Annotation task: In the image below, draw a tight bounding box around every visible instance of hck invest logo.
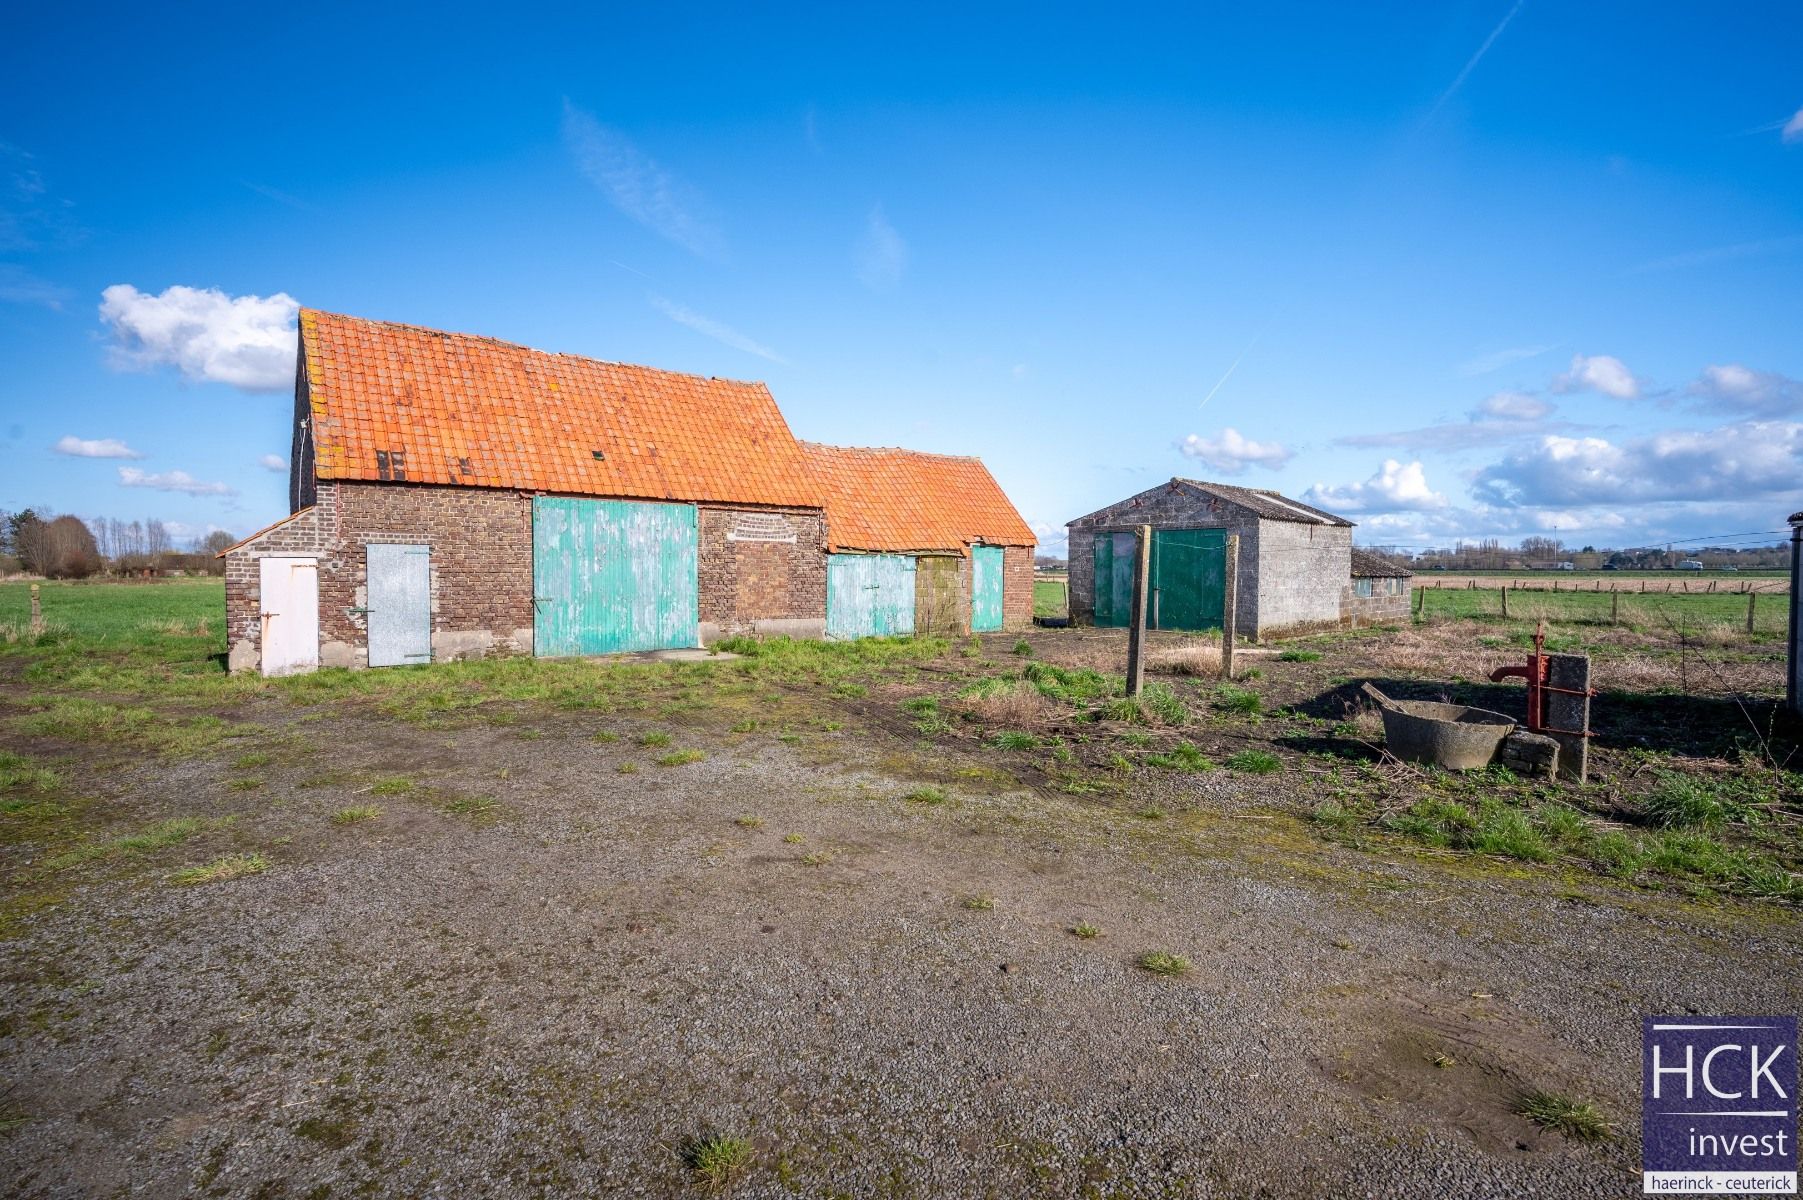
[1643,1016,1797,1194]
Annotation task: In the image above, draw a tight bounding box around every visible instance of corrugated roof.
[801,443,1036,554]
[300,309,823,510]
[1350,547,1413,577]
[1174,479,1355,527]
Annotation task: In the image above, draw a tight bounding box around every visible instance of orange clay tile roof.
[300,309,823,510]
[800,443,1035,554]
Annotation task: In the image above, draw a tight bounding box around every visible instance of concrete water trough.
[1361,683,1516,770]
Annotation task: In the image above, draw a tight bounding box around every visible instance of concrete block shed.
[223,309,1034,675]
[801,443,1036,639]
[1066,478,1364,639]
[1345,547,1414,627]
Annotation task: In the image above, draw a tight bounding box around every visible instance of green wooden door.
[1151,528,1226,631]
[827,554,916,640]
[970,545,1004,632]
[1092,532,1137,628]
[532,497,698,656]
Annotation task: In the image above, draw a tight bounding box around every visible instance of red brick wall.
[1003,545,1035,631]
[226,483,834,669]
[698,506,827,640]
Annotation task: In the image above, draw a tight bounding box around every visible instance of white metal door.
[366,544,431,667]
[259,557,319,677]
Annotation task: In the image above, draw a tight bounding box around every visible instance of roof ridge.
[802,441,983,462]
[302,307,771,389]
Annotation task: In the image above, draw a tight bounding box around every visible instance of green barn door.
[970,546,1004,632]
[1151,528,1226,631]
[827,554,916,640]
[1092,533,1137,628]
[532,497,698,656]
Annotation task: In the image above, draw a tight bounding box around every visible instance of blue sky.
[2,1,1800,557]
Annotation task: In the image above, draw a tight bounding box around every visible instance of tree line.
[0,510,236,578]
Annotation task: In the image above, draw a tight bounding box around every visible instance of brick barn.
[223,309,1032,675]
[1066,478,1379,639]
[801,443,1036,638]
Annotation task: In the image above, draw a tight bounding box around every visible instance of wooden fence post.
[1221,534,1239,680]
[1747,591,1756,635]
[1611,591,1620,626]
[1125,524,1150,697]
[29,583,43,635]
[1500,585,1509,619]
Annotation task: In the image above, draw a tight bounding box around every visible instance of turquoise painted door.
[826,554,916,640]
[532,498,698,656]
[1151,528,1226,631]
[971,545,1004,632]
[1092,533,1136,628]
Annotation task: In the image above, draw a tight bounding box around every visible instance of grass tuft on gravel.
[1513,1091,1612,1141]
[656,749,707,767]
[1070,922,1103,939]
[332,805,382,825]
[681,1132,753,1191]
[170,853,268,887]
[904,786,949,806]
[962,894,995,911]
[1137,950,1190,977]
[1225,750,1282,774]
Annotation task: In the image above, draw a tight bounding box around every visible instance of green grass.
[1070,921,1103,939]
[1513,1091,1612,1141]
[46,816,211,870]
[1140,681,1188,726]
[1137,951,1190,977]
[1022,660,1120,703]
[734,815,764,828]
[1145,742,1213,772]
[1032,578,1069,618]
[637,731,672,747]
[987,731,1039,750]
[332,805,382,825]
[681,1133,753,1191]
[1224,749,1282,774]
[961,894,995,910]
[369,776,415,796]
[1417,584,1787,636]
[1640,773,1755,829]
[1276,649,1322,662]
[442,794,497,817]
[170,853,268,886]
[904,786,949,806]
[1213,684,1263,716]
[655,749,706,766]
[0,751,61,793]
[1011,638,1034,656]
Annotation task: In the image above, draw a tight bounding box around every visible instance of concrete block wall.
[1254,521,1352,638]
[1340,582,1412,628]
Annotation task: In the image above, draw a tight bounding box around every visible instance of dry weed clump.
[1148,643,1224,677]
[949,679,1061,730]
[1366,625,1497,681]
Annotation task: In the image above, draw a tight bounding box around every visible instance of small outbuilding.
[801,443,1036,638]
[1066,477,1363,639]
[1345,548,1413,627]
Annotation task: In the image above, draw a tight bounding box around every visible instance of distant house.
[222,310,1033,675]
[1066,478,1391,638]
[802,444,1036,638]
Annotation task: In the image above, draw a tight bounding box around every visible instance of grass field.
[1033,576,1068,618]
[1417,583,1788,637]
[0,577,224,644]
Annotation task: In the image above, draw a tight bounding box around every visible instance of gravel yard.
[3,602,1801,1197]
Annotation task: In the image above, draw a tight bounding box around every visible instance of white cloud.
[1304,459,1448,513]
[1688,364,1802,419]
[1029,520,1068,557]
[1336,392,1559,451]
[1472,390,1552,421]
[55,435,142,459]
[118,467,236,497]
[1458,344,1552,376]
[1475,420,1803,507]
[1552,353,1640,400]
[650,296,785,364]
[1176,428,1292,474]
[561,101,721,257]
[259,453,287,472]
[856,205,907,289]
[1785,107,1803,145]
[99,284,298,392]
